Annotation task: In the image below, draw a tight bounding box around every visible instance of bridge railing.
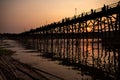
[70,1,120,21]
[108,1,120,9]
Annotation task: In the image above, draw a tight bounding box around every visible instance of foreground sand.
[0,55,50,80]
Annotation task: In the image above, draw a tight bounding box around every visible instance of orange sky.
[0,0,119,33]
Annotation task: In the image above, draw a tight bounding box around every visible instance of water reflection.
[0,40,93,80]
[19,38,120,80]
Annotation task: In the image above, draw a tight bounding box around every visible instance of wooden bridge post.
[92,20,95,67]
[37,32,39,50]
[82,21,85,64]
[78,22,81,64]
[66,25,69,61]
[50,29,53,54]
[97,18,100,68]
[59,27,62,59]
[75,23,78,63]
[85,21,88,65]
[39,31,42,51]
[71,24,74,63]
[63,26,66,59]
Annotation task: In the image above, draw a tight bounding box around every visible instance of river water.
[0,39,119,80]
[29,38,119,76]
[0,40,93,80]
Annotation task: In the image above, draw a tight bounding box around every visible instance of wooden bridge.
[1,1,120,80]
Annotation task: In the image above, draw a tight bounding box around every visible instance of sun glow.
[87,27,92,32]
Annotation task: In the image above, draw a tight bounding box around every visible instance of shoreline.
[0,48,51,80]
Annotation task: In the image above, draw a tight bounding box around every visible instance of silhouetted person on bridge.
[91,9,94,14]
[102,4,106,11]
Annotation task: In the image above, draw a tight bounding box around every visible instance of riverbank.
[0,40,92,80]
[0,47,50,80]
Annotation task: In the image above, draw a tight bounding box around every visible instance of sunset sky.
[0,0,119,33]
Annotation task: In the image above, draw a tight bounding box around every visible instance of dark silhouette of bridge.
[1,1,120,80]
[20,1,120,45]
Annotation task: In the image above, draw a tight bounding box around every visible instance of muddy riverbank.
[0,48,51,80]
[0,40,92,80]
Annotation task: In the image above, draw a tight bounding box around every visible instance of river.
[1,40,93,80]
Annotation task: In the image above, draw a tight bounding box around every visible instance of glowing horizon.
[0,0,119,33]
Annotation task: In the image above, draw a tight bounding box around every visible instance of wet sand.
[0,40,63,80]
[0,40,92,80]
[0,55,50,80]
